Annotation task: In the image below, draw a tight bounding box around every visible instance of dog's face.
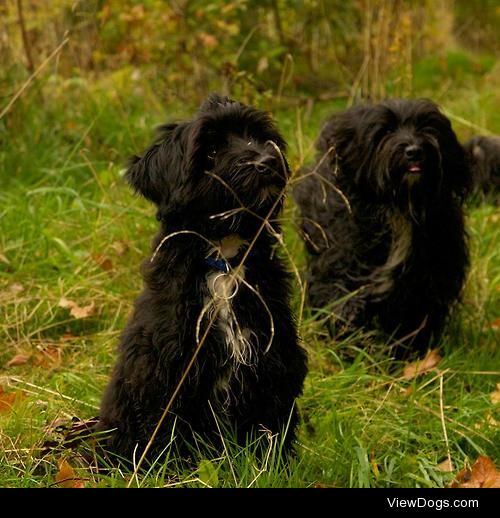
[321,99,471,210]
[126,94,289,224]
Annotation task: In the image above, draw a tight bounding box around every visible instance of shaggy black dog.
[463,135,500,205]
[96,94,307,464]
[294,99,471,356]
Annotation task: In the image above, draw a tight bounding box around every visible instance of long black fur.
[294,99,472,356]
[97,94,307,463]
[463,135,500,205]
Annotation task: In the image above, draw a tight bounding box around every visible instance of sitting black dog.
[463,135,500,205]
[97,94,307,463]
[294,99,472,356]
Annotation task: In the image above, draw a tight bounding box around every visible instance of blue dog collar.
[205,256,230,273]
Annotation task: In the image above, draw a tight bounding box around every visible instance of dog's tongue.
[408,164,421,173]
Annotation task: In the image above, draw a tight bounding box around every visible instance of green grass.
[0,60,499,488]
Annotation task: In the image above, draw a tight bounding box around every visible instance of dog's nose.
[405,144,423,161]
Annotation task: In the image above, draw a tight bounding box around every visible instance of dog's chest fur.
[369,211,413,299]
[204,234,256,406]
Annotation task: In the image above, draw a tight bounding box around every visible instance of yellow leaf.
[59,298,96,319]
[490,383,500,405]
[55,459,85,488]
[451,456,500,488]
[402,349,442,380]
[0,386,26,413]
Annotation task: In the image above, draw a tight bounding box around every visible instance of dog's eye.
[207,148,217,160]
[247,140,253,146]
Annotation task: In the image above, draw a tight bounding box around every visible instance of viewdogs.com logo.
[387,498,479,511]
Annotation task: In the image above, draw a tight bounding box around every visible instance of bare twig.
[16,0,34,73]
[439,374,453,472]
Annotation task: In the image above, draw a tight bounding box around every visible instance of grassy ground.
[0,54,499,488]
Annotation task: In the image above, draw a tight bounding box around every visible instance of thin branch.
[16,0,34,73]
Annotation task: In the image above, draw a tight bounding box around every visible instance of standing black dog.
[463,135,500,205]
[294,99,472,356]
[97,94,307,463]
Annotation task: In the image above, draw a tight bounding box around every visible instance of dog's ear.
[125,123,181,206]
[317,106,372,169]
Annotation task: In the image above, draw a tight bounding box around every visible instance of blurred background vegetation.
[1,0,499,185]
[1,0,499,109]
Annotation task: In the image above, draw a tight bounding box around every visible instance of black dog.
[96,94,307,464]
[463,135,500,205]
[294,99,471,356]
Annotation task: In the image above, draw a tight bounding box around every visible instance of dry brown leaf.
[58,297,96,319]
[403,386,413,397]
[6,353,31,368]
[402,349,442,380]
[9,283,24,293]
[55,459,85,488]
[111,240,129,256]
[93,254,113,271]
[58,297,73,309]
[451,456,500,488]
[437,459,454,473]
[2,283,25,299]
[70,301,95,319]
[0,386,26,413]
[489,318,500,330]
[33,346,62,368]
[490,383,500,405]
[199,32,218,49]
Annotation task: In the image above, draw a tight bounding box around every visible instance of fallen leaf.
[55,459,85,488]
[486,413,500,427]
[451,456,500,488]
[93,254,113,271]
[438,459,454,473]
[70,301,95,319]
[199,32,218,49]
[9,283,24,293]
[0,284,25,302]
[58,297,73,309]
[489,318,500,330]
[33,346,62,368]
[6,353,31,367]
[490,383,500,405]
[58,298,96,319]
[0,386,26,413]
[111,240,129,256]
[402,349,442,380]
